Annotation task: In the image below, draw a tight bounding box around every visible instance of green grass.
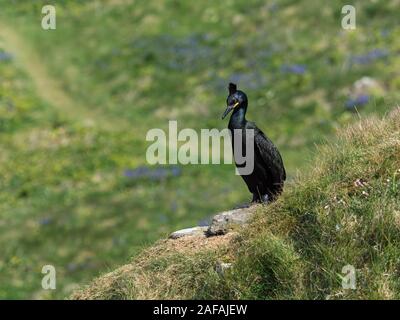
[73,109,400,299]
[0,0,399,298]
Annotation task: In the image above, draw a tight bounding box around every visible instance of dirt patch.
[165,232,237,253]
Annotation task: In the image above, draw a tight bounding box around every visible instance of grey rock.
[206,207,254,237]
[169,226,207,239]
[351,76,384,97]
[216,262,232,276]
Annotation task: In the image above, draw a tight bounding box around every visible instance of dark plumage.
[222,83,286,203]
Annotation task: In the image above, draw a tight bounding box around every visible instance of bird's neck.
[229,108,247,129]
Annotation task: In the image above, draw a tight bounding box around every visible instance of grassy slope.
[73,109,400,299]
[0,0,399,298]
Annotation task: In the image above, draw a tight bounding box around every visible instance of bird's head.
[222,83,248,120]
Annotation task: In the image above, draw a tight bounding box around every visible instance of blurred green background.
[0,0,399,298]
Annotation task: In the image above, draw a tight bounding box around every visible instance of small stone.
[169,226,207,239]
[216,262,232,276]
[353,77,383,96]
[354,178,368,187]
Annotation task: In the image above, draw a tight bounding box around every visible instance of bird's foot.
[252,194,270,205]
[260,194,270,204]
[234,194,271,209]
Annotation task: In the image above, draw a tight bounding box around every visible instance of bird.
[222,82,286,204]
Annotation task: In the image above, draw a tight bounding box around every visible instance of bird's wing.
[248,122,286,182]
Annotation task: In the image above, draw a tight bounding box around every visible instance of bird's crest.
[228,82,237,95]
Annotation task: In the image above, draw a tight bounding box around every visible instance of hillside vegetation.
[73,109,400,299]
[0,0,399,298]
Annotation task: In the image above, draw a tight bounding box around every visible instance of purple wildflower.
[351,49,389,65]
[38,217,53,226]
[123,165,181,181]
[280,64,307,75]
[0,51,13,62]
[345,94,370,109]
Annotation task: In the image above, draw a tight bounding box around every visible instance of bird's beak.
[221,102,239,119]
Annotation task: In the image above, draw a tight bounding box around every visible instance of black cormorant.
[222,83,286,203]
